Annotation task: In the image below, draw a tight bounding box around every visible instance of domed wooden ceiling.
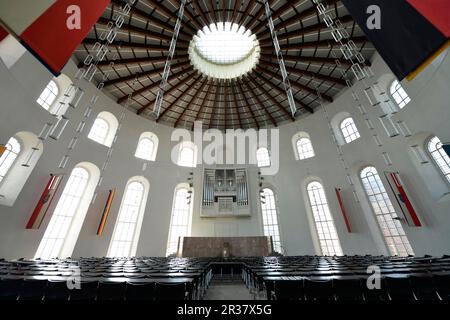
[74,0,375,130]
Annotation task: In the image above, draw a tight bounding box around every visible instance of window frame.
[0,137,21,185]
[426,136,450,185]
[88,117,110,146]
[340,117,360,144]
[389,79,411,109]
[166,185,194,256]
[360,166,414,257]
[36,80,59,111]
[296,137,315,160]
[259,188,282,254]
[306,181,343,256]
[108,180,147,258]
[256,147,271,167]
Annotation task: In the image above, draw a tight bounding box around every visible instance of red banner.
[19,0,110,75]
[335,188,352,233]
[407,0,450,37]
[0,25,8,42]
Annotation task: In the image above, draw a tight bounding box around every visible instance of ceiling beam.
[193,78,215,124]
[104,60,191,87]
[110,0,193,39]
[207,81,221,128]
[81,38,189,52]
[234,79,260,130]
[245,74,295,121]
[118,66,194,104]
[192,0,212,27]
[228,80,242,129]
[259,59,346,86]
[260,52,352,67]
[237,0,257,26]
[251,0,301,34]
[244,0,275,31]
[250,72,314,113]
[174,77,210,127]
[256,66,333,103]
[90,54,189,68]
[239,78,277,127]
[136,71,198,113]
[157,74,204,121]
[258,15,354,44]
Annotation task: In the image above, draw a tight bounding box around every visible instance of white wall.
[0,47,449,259]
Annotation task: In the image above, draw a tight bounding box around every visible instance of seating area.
[242,255,450,301]
[1,255,450,301]
[0,257,213,301]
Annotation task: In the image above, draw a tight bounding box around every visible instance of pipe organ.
[201,168,250,217]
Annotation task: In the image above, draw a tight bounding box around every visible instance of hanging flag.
[341,0,450,81]
[384,172,422,227]
[0,0,110,75]
[26,174,64,229]
[97,189,116,236]
[0,25,8,42]
[335,188,352,233]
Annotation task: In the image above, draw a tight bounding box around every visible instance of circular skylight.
[189,22,260,79]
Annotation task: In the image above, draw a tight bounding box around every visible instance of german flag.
[341,0,449,81]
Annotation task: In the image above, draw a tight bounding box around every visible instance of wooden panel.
[180,236,273,257]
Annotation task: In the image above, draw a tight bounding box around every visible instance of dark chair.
[18,279,47,300]
[362,278,390,301]
[69,281,98,301]
[410,276,439,301]
[154,282,187,301]
[45,280,70,300]
[386,277,416,300]
[125,282,155,301]
[334,278,363,301]
[0,279,23,300]
[97,281,126,301]
[433,274,450,301]
[304,278,334,301]
[272,280,304,301]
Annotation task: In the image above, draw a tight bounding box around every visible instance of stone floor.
[204,280,255,300]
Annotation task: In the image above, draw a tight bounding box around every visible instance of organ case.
[201,168,250,217]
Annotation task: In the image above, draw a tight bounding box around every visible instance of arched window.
[0,137,21,183]
[87,111,119,147]
[0,132,44,207]
[360,166,414,256]
[166,185,193,256]
[257,147,271,167]
[306,181,343,256]
[390,80,411,109]
[296,138,315,160]
[35,163,100,259]
[340,117,360,144]
[108,178,149,257]
[37,80,58,111]
[260,188,282,253]
[178,146,195,167]
[427,136,450,184]
[135,132,159,161]
[88,117,109,145]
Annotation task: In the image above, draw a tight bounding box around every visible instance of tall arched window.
[390,80,411,109]
[427,136,450,184]
[257,147,271,167]
[340,117,360,144]
[88,117,109,145]
[35,164,100,259]
[108,178,149,257]
[0,137,21,183]
[135,132,158,161]
[178,146,195,167]
[360,166,414,256]
[296,138,315,160]
[166,185,193,256]
[37,80,58,111]
[260,188,282,253]
[307,181,342,256]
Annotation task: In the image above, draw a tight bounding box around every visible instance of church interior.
[0,0,449,304]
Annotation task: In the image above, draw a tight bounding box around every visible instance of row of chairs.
[268,275,450,301]
[0,278,190,301]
